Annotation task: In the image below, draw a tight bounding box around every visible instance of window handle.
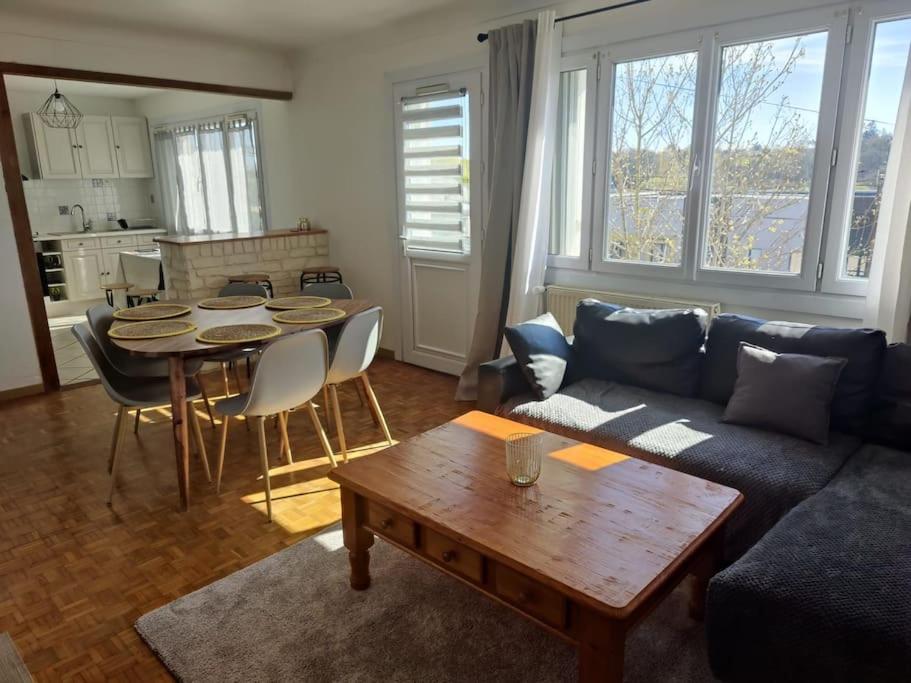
[689,154,701,192]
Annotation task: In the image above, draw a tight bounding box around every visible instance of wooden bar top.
[155,228,327,246]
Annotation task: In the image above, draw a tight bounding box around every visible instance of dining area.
[71,282,392,521]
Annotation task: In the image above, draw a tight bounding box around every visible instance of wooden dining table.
[110,297,373,510]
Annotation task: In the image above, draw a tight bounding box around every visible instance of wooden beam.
[0,75,60,391]
[0,62,294,101]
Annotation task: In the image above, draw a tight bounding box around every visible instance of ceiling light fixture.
[37,80,83,129]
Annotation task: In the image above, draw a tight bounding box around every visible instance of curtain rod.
[476,0,651,42]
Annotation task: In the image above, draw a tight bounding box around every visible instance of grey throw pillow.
[504,312,572,400]
[722,342,847,444]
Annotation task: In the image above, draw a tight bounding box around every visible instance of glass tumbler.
[505,433,543,487]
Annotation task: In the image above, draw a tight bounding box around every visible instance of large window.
[153,112,265,235]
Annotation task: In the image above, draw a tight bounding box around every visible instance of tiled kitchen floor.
[49,315,99,385]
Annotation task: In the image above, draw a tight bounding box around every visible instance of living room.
[0,0,908,680]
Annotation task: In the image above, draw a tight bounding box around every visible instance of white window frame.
[821,0,911,295]
[692,8,849,292]
[590,30,706,281]
[548,52,599,271]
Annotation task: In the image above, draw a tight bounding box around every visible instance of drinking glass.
[505,432,543,487]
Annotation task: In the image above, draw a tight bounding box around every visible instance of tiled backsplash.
[25,178,159,235]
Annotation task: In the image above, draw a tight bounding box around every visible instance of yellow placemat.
[265,296,332,310]
[197,295,267,310]
[196,324,282,344]
[108,320,197,340]
[113,303,191,321]
[272,308,347,325]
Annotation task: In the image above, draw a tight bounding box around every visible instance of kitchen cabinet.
[76,116,119,179]
[111,116,154,178]
[62,249,104,300]
[24,114,81,179]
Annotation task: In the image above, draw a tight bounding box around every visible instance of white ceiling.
[0,0,471,51]
[4,75,165,99]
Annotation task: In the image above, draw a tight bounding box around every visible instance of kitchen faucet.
[70,204,92,232]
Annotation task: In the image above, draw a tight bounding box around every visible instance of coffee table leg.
[340,487,374,590]
[690,533,724,620]
[578,611,625,683]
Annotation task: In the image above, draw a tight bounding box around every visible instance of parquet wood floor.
[0,358,467,681]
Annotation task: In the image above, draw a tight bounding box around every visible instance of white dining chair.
[213,329,336,521]
[324,306,392,462]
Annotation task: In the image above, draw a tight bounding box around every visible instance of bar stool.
[226,273,273,298]
[126,287,160,307]
[299,266,342,289]
[101,282,133,308]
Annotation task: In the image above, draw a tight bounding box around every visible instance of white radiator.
[545,285,722,333]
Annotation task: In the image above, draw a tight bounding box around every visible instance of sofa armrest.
[477,355,528,414]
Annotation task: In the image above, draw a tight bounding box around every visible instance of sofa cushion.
[503,312,572,400]
[572,299,707,397]
[706,444,911,683]
[868,343,911,450]
[701,313,886,432]
[722,342,847,444]
[500,378,861,561]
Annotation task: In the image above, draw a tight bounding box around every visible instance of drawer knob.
[441,550,456,563]
[379,518,392,530]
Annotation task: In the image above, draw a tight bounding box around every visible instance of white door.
[101,250,123,285]
[111,116,154,177]
[63,250,105,300]
[29,113,81,179]
[77,116,119,178]
[393,70,484,375]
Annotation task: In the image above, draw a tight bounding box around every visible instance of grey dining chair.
[300,282,353,299]
[72,322,211,504]
[323,306,392,463]
[210,282,269,398]
[213,329,336,521]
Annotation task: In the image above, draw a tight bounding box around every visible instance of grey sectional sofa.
[477,301,911,683]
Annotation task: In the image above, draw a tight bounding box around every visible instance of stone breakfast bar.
[155,229,330,300]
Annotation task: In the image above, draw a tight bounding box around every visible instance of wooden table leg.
[689,533,724,621]
[168,356,190,511]
[340,487,373,590]
[577,610,626,683]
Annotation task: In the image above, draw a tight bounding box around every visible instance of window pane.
[842,17,911,279]
[605,52,697,265]
[199,126,232,234]
[550,69,587,258]
[704,31,828,274]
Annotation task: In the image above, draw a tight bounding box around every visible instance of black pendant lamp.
[37,80,83,129]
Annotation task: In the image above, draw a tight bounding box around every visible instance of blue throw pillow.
[504,312,572,400]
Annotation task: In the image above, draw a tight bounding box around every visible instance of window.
[605,51,697,266]
[550,69,588,258]
[153,113,264,235]
[703,31,828,275]
[397,88,471,253]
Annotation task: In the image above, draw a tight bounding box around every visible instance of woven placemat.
[113,303,191,321]
[272,308,347,325]
[108,320,197,340]
[198,296,266,310]
[196,324,282,344]
[265,296,332,310]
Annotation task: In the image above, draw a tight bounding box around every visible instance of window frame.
[547,52,598,271]
[821,0,911,295]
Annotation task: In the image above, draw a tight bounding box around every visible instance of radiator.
[545,285,722,333]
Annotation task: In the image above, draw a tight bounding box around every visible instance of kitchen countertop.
[34,228,166,240]
[155,228,326,246]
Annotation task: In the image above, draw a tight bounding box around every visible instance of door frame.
[0,62,292,392]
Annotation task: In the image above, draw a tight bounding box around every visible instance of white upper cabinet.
[26,113,81,179]
[111,116,154,178]
[76,116,119,179]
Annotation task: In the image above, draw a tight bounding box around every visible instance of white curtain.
[864,50,911,342]
[504,11,561,329]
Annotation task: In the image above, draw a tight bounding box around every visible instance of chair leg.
[361,372,393,445]
[329,384,348,463]
[353,380,366,407]
[322,385,333,432]
[215,413,230,494]
[257,416,273,522]
[278,410,294,464]
[133,408,141,434]
[108,405,126,474]
[232,362,244,396]
[108,404,130,505]
[221,363,231,398]
[306,401,337,468]
[189,401,211,482]
[197,376,216,429]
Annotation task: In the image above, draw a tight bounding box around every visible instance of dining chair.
[210,282,269,398]
[213,329,336,521]
[86,304,215,430]
[323,306,392,463]
[300,282,353,299]
[72,322,211,504]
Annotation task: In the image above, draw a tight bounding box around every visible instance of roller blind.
[399,88,471,253]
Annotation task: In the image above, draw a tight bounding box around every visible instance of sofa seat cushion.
[706,445,911,683]
[500,379,861,560]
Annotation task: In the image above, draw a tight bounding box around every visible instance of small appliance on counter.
[116,218,159,231]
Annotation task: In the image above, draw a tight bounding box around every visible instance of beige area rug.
[136,525,717,682]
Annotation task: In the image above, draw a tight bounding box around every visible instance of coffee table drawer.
[423,528,484,583]
[494,564,566,628]
[365,500,415,548]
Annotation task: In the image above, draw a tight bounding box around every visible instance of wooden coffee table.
[329,411,742,682]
